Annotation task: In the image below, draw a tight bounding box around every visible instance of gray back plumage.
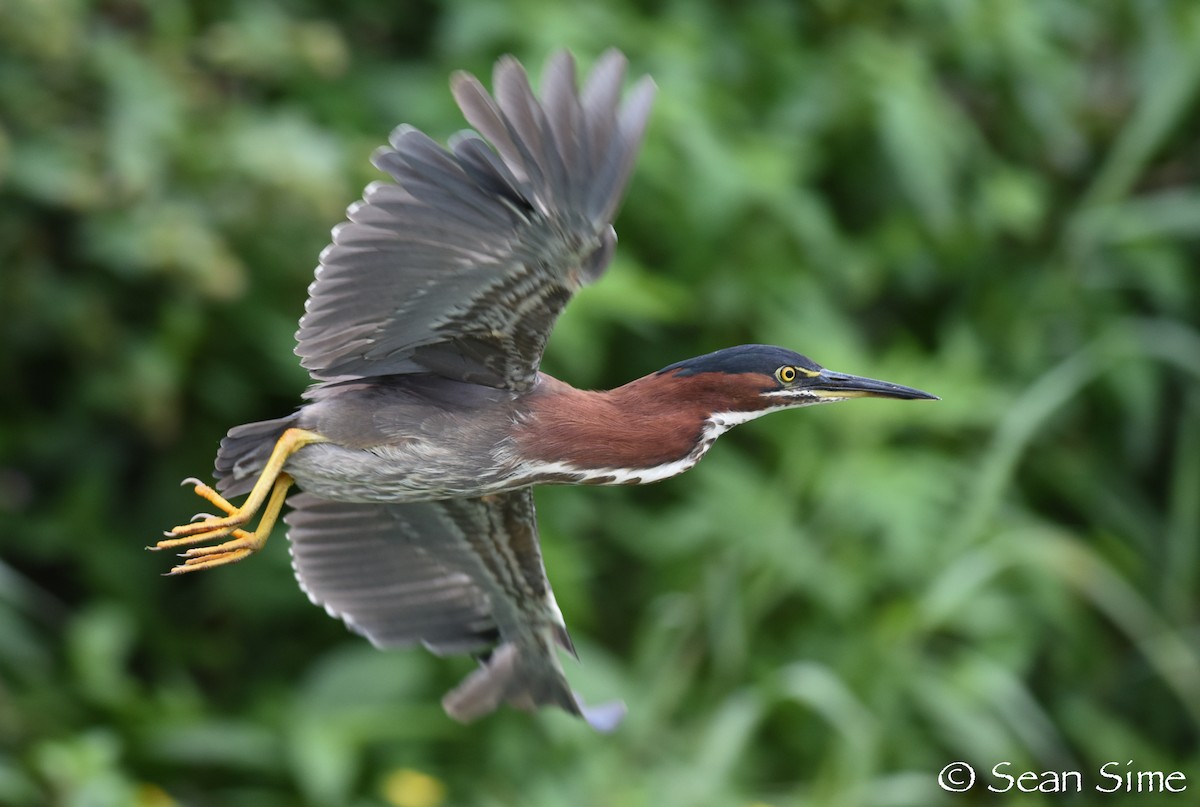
[295,50,655,390]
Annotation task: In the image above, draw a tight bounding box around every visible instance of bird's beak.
[808,369,939,401]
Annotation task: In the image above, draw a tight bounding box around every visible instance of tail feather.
[442,641,625,732]
[213,415,298,497]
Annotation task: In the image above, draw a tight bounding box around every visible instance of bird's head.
[657,344,937,425]
[519,344,936,480]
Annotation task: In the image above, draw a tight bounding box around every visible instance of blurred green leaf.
[2,1,1199,804]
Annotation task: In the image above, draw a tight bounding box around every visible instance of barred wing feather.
[295,50,655,390]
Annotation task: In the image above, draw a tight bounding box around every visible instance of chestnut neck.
[517,369,769,471]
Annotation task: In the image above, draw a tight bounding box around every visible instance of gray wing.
[285,489,623,728]
[295,49,655,390]
[284,489,554,655]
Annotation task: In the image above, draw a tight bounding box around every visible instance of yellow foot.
[156,478,246,551]
[151,427,325,575]
[166,528,265,575]
[152,474,292,575]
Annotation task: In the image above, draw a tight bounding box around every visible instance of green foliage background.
[3,1,1199,805]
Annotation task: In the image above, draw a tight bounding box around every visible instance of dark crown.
[657,344,822,377]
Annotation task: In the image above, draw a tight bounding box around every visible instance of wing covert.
[295,49,655,390]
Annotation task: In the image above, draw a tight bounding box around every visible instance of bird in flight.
[155,49,936,731]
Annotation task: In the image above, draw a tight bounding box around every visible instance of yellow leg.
[152,427,326,573]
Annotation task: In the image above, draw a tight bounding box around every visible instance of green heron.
[156,50,935,731]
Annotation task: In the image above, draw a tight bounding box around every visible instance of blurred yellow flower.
[136,784,179,807]
[382,768,447,807]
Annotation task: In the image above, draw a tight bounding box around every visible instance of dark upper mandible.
[294,50,656,390]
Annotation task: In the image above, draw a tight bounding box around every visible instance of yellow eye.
[776,366,797,384]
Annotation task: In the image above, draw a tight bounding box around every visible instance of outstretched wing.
[285,489,619,727]
[295,49,655,390]
[284,489,552,655]
[285,494,486,654]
